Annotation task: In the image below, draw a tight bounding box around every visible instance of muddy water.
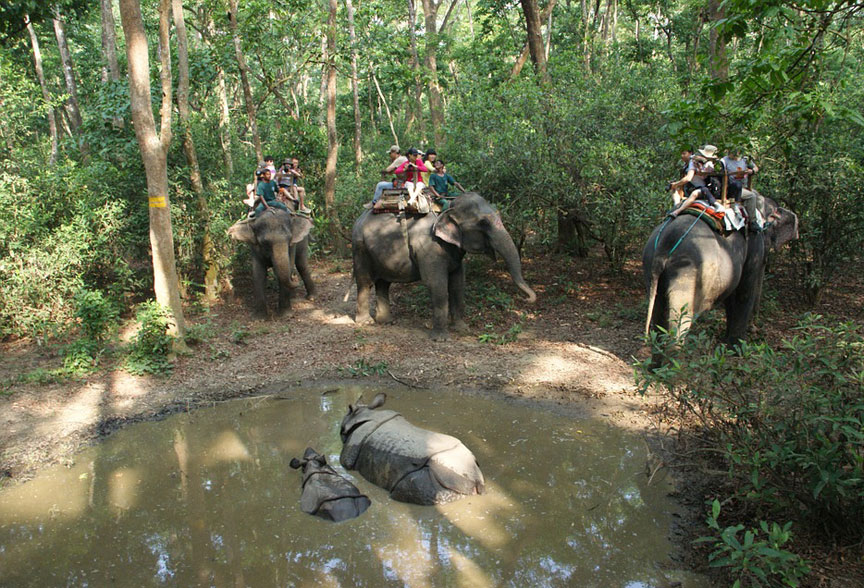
[0,386,706,587]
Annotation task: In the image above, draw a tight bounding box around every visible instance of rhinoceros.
[339,393,485,505]
[289,447,371,522]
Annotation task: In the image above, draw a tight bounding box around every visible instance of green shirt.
[429,173,456,197]
[256,180,278,203]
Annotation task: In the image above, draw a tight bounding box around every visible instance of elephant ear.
[228,219,257,245]
[767,207,799,250]
[290,216,313,245]
[433,210,461,247]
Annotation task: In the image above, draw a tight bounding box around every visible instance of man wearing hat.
[367,145,408,208]
[668,144,720,217]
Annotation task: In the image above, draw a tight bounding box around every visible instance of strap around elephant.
[668,208,707,255]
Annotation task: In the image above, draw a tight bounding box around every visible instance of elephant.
[339,393,485,505]
[289,447,371,522]
[228,209,315,317]
[351,192,536,340]
[642,191,798,362]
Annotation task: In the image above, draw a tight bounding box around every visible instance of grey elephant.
[642,191,798,362]
[289,447,371,522]
[340,393,485,505]
[228,209,315,316]
[351,192,536,340]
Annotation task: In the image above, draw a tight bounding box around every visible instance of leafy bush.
[698,500,810,588]
[123,301,175,376]
[637,314,864,540]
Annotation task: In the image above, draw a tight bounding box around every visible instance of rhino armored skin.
[339,393,485,505]
[289,447,371,522]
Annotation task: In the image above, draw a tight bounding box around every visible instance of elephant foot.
[252,308,268,320]
[355,315,374,326]
[276,307,292,318]
[374,313,395,325]
[429,329,450,342]
[451,320,469,334]
[305,293,316,301]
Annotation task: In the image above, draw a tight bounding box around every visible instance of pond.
[0,385,707,587]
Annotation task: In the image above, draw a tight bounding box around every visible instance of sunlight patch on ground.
[515,343,634,396]
[108,467,142,514]
[203,431,251,465]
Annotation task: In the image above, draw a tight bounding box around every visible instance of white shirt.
[687,159,707,187]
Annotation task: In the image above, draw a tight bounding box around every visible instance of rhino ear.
[303,447,319,460]
[289,458,303,469]
[368,393,387,410]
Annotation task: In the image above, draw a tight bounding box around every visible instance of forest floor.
[1,248,863,585]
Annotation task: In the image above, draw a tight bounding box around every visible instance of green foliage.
[72,288,118,344]
[478,322,522,345]
[697,500,810,588]
[638,314,864,539]
[123,301,175,376]
[343,358,389,377]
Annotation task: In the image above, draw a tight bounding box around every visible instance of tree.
[99,0,123,128]
[118,0,187,342]
[519,0,549,82]
[172,0,218,304]
[346,0,362,169]
[52,8,85,142]
[227,0,263,163]
[24,15,59,164]
[324,0,343,253]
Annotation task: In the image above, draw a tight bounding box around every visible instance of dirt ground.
[1,249,862,584]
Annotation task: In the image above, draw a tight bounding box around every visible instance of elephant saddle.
[373,189,434,215]
[680,201,727,233]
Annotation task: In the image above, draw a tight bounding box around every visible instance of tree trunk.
[173,0,218,304]
[345,0,363,169]
[227,0,262,162]
[406,0,426,138]
[201,6,233,176]
[99,0,124,129]
[318,34,328,127]
[511,0,556,78]
[325,0,344,254]
[519,0,550,82]
[25,16,59,165]
[707,0,728,80]
[420,0,445,147]
[52,10,86,143]
[119,0,187,342]
[372,71,399,146]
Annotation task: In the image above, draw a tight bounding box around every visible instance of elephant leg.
[272,242,295,316]
[294,240,316,300]
[725,269,763,347]
[288,242,300,287]
[666,284,697,343]
[448,265,468,333]
[419,259,451,340]
[250,255,269,317]
[374,280,394,324]
[353,249,374,326]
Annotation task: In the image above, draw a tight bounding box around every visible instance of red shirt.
[393,159,428,183]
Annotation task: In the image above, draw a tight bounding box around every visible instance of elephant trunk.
[489,227,537,303]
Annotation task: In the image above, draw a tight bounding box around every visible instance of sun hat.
[698,144,718,158]
[388,145,400,153]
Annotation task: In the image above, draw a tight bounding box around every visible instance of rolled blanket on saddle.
[373,189,434,215]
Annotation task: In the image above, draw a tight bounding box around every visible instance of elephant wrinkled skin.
[351,192,536,340]
[339,393,485,505]
[228,209,316,317]
[642,191,798,362]
[289,447,371,522]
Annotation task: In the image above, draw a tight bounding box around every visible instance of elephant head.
[763,198,799,251]
[432,192,537,302]
[227,211,312,247]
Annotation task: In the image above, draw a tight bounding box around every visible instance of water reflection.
[0,386,707,587]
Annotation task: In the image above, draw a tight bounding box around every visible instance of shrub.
[123,301,175,376]
[637,314,864,540]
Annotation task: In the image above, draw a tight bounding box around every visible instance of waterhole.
[0,386,707,587]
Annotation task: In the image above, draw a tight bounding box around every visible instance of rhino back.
[300,466,369,520]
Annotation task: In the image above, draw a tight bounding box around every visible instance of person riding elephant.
[642,191,798,365]
[351,192,536,340]
[228,209,315,317]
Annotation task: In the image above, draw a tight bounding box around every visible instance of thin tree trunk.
[202,6,233,176]
[707,0,728,80]
[512,0,556,78]
[173,0,218,304]
[345,0,363,169]
[26,16,59,165]
[119,0,187,342]
[406,0,426,138]
[325,0,344,254]
[420,0,445,147]
[318,35,328,127]
[519,0,550,82]
[228,0,262,162]
[100,0,124,128]
[372,71,399,146]
[52,10,86,143]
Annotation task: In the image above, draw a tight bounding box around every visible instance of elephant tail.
[644,257,666,338]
